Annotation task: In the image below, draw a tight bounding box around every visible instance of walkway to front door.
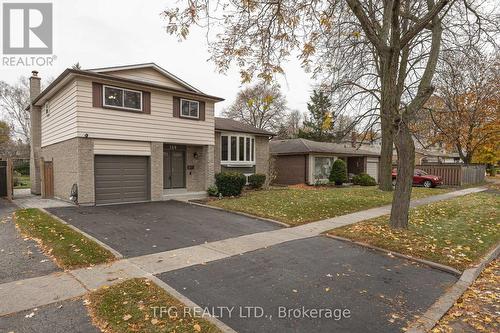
[163,145,186,189]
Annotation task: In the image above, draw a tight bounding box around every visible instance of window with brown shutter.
[172,96,205,121]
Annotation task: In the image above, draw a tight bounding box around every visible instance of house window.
[221,136,228,161]
[221,134,256,164]
[180,99,199,119]
[314,157,335,180]
[103,85,142,111]
[230,136,237,161]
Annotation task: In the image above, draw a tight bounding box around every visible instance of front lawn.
[87,278,221,333]
[14,208,115,269]
[328,192,499,270]
[208,186,450,226]
[14,175,30,189]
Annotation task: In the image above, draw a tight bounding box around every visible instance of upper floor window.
[103,85,142,111]
[221,134,255,164]
[180,99,199,119]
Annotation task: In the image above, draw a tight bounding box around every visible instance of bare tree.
[423,49,499,163]
[163,0,498,228]
[0,77,30,142]
[276,109,303,139]
[223,82,287,131]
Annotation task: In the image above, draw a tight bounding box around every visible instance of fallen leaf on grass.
[193,323,201,332]
[123,314,132,321]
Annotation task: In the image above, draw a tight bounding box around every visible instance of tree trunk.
[379,119,394,191]
[390,120,415,228]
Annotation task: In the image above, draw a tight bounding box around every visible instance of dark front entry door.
[164,149,186,189]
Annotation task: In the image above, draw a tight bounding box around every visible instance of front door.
[164,149,186,189]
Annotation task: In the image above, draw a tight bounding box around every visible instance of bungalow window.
[103,85,142,111]
[221,134,255,164]
[180,99,199,119]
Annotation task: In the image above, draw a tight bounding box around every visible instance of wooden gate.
[43,161,54,198]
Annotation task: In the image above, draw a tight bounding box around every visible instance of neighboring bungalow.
[27,63,273,205]
[270,138,381,185]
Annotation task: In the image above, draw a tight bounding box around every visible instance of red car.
[392,168,443,188]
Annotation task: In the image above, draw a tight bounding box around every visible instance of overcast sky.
[1,0,314,115]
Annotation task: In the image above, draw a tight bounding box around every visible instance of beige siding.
[94,139,151,156]
[41,79,78,147]
[76,78,215,145]
[104,68,187,90]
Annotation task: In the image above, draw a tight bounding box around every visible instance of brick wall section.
[77,138,94,204]
[255,136,270,177]
[41,138,80,202]
[204,145,215,187]
[150,142,163,200]
[30,105,42,195]
[186,145,205,191]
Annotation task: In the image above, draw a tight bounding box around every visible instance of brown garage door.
[273,155,307,185]
[94,155,150,205]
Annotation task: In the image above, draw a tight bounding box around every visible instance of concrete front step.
[162,190,207,201]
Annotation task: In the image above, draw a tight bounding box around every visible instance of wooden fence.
[416,164,486,186]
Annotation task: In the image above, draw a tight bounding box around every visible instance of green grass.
[209,186,450,226]
[87,278,222,333]
[14,175,30,189]
[14,208,115,269]
[328,192,500,270]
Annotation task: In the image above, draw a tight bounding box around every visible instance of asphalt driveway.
[0,199,60,284]
[158,236,457,333]
[47,201,281,258]
[0,298,100,333]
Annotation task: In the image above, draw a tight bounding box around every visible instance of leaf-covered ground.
[14,208,115,269]
[328,192,499,270]
[87,278,221,333]
[209,186,450,226]
[432,259,499,333]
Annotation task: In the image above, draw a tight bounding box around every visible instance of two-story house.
[28,63,273,205]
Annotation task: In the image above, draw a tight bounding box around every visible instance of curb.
[325,234,462,276]
[406,243,500,333]
[185,200,291,228]
[39,208,124,260]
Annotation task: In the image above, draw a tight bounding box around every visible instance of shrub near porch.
[208,186,449,226]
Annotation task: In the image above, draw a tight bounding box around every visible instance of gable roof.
[215,117,275,136]
[270,138,381,157]
[88,63,202,93]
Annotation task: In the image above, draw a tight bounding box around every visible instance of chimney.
[30,70,41,100]
[29,70,42,195]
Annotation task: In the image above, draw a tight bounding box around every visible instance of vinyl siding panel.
[41,79,78,147]
[75,78,215,145]
[94,139,151,156]
[104,68,187,90]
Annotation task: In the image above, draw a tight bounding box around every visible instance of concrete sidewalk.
[0,186,487,319]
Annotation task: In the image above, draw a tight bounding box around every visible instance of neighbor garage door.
[366,157,379,183]
[94,155,149,205]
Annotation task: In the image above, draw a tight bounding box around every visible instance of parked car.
[392,168,443,188]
